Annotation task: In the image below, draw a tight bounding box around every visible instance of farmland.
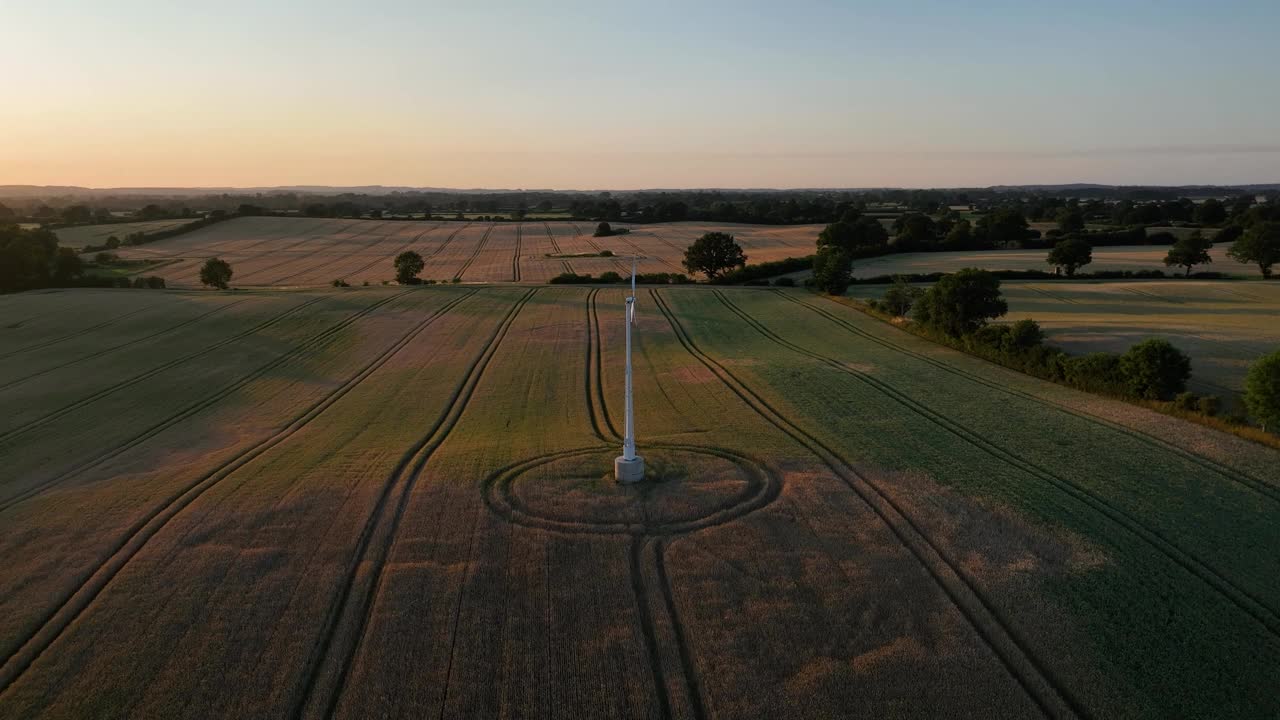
[1,285,1278,719]
[845,240,1249,279]
[848,280,1280,399]
[86,217,824,288]
[54,219,199,248]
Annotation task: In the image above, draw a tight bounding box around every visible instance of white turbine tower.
[614,257,645,483]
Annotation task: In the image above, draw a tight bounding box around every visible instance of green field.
[849,280,1280,399]
[844,240,1250,279]
[1,286,1278,718]
[53,219,200,248]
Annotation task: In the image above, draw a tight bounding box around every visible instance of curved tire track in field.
[425,222,472,261]
[512,223,522,281]
[717,290,1280,639]
[541,223,573,274]
[333,223,443,284]
[587,289,621,441]
[0,291,416,513]
[229,221,386,285]
[0,289,479,698]
[0,294,332,446]
[651,289,1081,720]
[267,222,399,286]
[292,289,537,720]
[779,292,1280,502]
[0,304,157,361]
[452,223,495,281]
[0,297,253,392]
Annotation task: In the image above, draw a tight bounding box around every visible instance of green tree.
[61,205,93,224]
[683,232,747,279]
[1244,351,1280,432]
[975,207,1031,248]
[941,219,974,251]
[1056,208,1086,233]
[199,257,233,290]
[913,268,1008,336]
[1163,231,1213,277]
[593,221,614,237]
[882,276,924,316]
[1195,198,1227,226]
[818,216,889,257]
[52,247,83,281]
[1119,338,1191,400]
[812,247,853,295]
[394,250,425,284]
[1227,221,1280,278]
[892,213,938,252]
[105,235,121,250]
[1046,238,1093,276]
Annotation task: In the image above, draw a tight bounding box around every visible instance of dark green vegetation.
[1246,351,1280,432]
[198,258,233,290]
[1046,238,1093,276]
[1228,222,1280,278]
[393,250,425,284]
[681,232,747,279]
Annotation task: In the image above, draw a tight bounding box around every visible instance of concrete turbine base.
[614,455,645,484]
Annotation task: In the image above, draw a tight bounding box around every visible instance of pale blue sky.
[2,0,1277,187]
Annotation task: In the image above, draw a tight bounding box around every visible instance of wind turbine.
[614,257,645,483]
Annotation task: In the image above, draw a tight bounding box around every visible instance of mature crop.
[0,285,1277,719]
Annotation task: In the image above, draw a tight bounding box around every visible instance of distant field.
[90,217,823,287]
[849,280,1280,399]
[846,240,1249,279]
[1,286,1278,718]
[54,219,199,248]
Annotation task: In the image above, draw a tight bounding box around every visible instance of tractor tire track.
[512,223,523,282]
[542,223,573,274]
[0,294,331,445]
[651,289,1081,720]
[779,291,1280,500]
[717,290,1280,638]
[0,291,415,513]
[0,304,157,361]
[583,289,611,442]
[589,289,621,440]
[631,538,676,720]
[336,223,443,284]
[452,223,496,282]
[267,222,399,286]
[0,289,478,697]
[426,222,472,261]
[0,297,253,393]
[292,289,537,720]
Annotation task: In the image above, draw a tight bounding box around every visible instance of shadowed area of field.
[0,286,1278,719]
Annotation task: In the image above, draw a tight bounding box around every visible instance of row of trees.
[864,269,1280,431]
[0,225,84,292]
[1043,223,1280,278]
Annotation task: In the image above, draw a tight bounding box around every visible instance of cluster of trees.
[0,225,84,292]
[868,269,1280,431]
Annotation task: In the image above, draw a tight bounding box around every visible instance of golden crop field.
[2,285,1278,719]
[89,217,824,288]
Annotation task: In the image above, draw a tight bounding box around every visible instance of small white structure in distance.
[615,259,645,483]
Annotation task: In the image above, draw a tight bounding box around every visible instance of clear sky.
[2,0,1278,189]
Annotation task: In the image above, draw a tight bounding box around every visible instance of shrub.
[1244,351,1280,431]
[105,236,120,250]
[715,256,813,285]
[94,252,118,265]
[450,277,462,284]
[598,271,624,284]
[1174,392,1201,412]
[812,247,853,295]
[1006,318,1045,350]
[1119,338,1192,400]
[773,277,796,287]
[1063,352,1127,394]
[882,276,923,316]
[332,279,350,287]
[914,268,1007,337]
[600,249,614,257]
[1197,395,1221,417]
